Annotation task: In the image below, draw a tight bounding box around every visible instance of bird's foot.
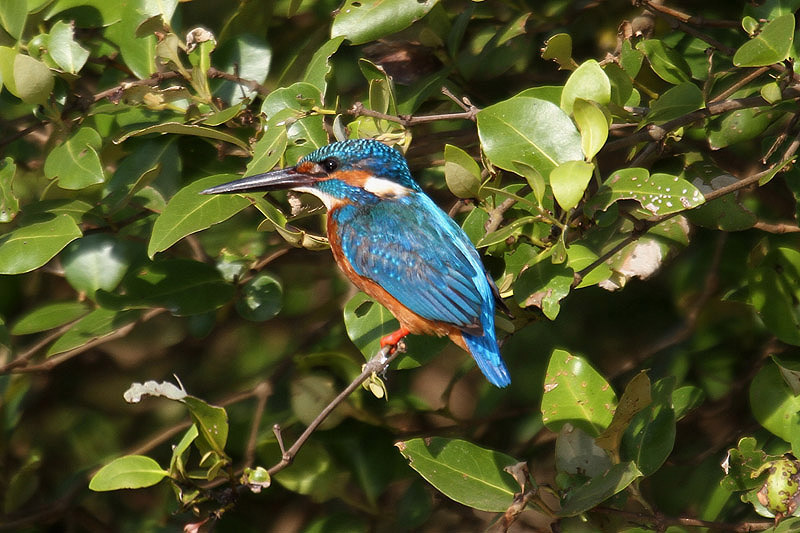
[380,327,410,354]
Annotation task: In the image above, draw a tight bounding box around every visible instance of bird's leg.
[380,326,410,353]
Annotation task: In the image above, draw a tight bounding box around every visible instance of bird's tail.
[462,330,511,387]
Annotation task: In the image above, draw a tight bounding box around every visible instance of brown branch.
[639,0,736,56]
[634,1,742,29]
[594,507,772,532]
[243,382,272,469]
[266,343,403,476]
[207,67,269,97]
[1,308,167,374]
[348,101,479,127]
[605,88,800,152]
[752,221,800,233]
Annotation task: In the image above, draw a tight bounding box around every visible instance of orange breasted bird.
[201,139,511,387]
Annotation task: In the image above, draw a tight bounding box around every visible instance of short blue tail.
[462,331,511,387]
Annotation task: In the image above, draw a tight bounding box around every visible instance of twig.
[752,221,800,233]
[243,382,272,469]
[1,308,167,374]
[633,1,741,29]
[639,0,735,56]
[710,67,771,103]
[348,101,479,127]
[267,343,402,475]
[594,507,772,532]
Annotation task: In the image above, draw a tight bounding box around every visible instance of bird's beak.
[200,167,318,195]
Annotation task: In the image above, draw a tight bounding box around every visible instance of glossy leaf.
[331,0,439,46]
[343,292,397,360]
[444,144,481,198]
[750,361,800,447]
[595,371,651,454]
[49,20,90,73]
[115,122,250,151]
[0,157,18,223]
[0,0,26,40]
[541,33,574,70]
[0,214,81,275]
[550,160,595,211]
[61,234,135,296]
[10,301,90,335]
[573,99,609,160]
[213,33,271,105]
[734,13,795,67]
[647,82,704,123]
[541,349,616,436]
[245,126,288,176]
[148,174,251,258]
[514,258,573,320]
[558,462,642,516]
[636,39,691,84]
[560,59,610,115]
[477,96,583,178]
[183,396,229,455]
[707,107,779,150]
[396,437,519,512]
[304,36,345,99]
[44,127,105,190]
[89,455,168,491]
[621,377,676,476]
[748,245,800,345]
[586,168,705,217]
[47,308,141,356]
[235,273,283,322]
[97,260,234,316]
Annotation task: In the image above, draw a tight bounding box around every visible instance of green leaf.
[595,371,651,455]
[750,361,800,446]
[773,355,800,395]
[44,127,105,190]
[331,0,439,46]
[245,126,288,176]
[213,33,271,105]
[396,437,519,512]
[558,462,642,516]
[262,440,348,501]
[444,144,481,198]
[672,385,705,420]
[89,455,168,491]
[61,235,135,296]
[3,453,40,513]
[115,122,250,151]
[748,245,800,345]
[148,174,251,258]
[290,374,344,430]
[556,424,612,477]
[550,160,595,211]
[721,437,771,492]
[636,39,691,84]
[734,13,795,67]
[11,301,90,335]
[104,3,156,79]
[343,292,397,359]
[0,214,81,275]
[621,377,676,476]
[477,96,583,178]
[46,308,140,356]
[97,259,234,316]
[560,59,610,115]
[707,107,778,150]
[0,0,27,40]
[304,36,345,100]
[182,396,229,456]
[5,52,54,105]
[647,82,704,123]
[541,349,616,436]
[261,82,326,161]
[685,175,757,231]
[0,156,19,223]
[620,39,644,78]
[573,99,609,161]
[235,273,283,321]
[586,168,705,217]
[514,260,573,320]
[541,32,574,70]
[49,20,90,74]
[541,349,617,437]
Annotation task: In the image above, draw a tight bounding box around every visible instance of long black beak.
[200,167,318,195]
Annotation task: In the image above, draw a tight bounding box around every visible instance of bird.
[201,139,511,387]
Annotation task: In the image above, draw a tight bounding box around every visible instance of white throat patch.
[362,176,412,198]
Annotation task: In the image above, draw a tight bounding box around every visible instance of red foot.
[380,327,410,352]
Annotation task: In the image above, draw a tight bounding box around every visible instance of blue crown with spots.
[300,139,421,191]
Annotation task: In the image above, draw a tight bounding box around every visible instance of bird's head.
[201,139,421,208]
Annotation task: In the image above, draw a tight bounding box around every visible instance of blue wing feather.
[335,194,485,331]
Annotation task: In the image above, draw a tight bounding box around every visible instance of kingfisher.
[201,139,511,387]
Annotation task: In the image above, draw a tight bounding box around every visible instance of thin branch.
[348,101,478,127]
[243,382,272,469]
[266,343,402,475]
[639,0,736,56]
[594,507,772,532]
[1,308,167,374]
[605,88,800,152]
[634,1,742,29]
[752,221,800,233]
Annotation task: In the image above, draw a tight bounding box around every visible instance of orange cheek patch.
[331,169,373,187]
[296,161,316,173]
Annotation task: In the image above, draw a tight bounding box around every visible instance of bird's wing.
[336,197,487,332]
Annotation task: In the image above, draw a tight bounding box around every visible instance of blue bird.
[202,139,511,387]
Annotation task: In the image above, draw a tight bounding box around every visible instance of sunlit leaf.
[0,214,81,275]
[89,455,168,491]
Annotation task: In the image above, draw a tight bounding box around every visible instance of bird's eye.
[321,157,339,173]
